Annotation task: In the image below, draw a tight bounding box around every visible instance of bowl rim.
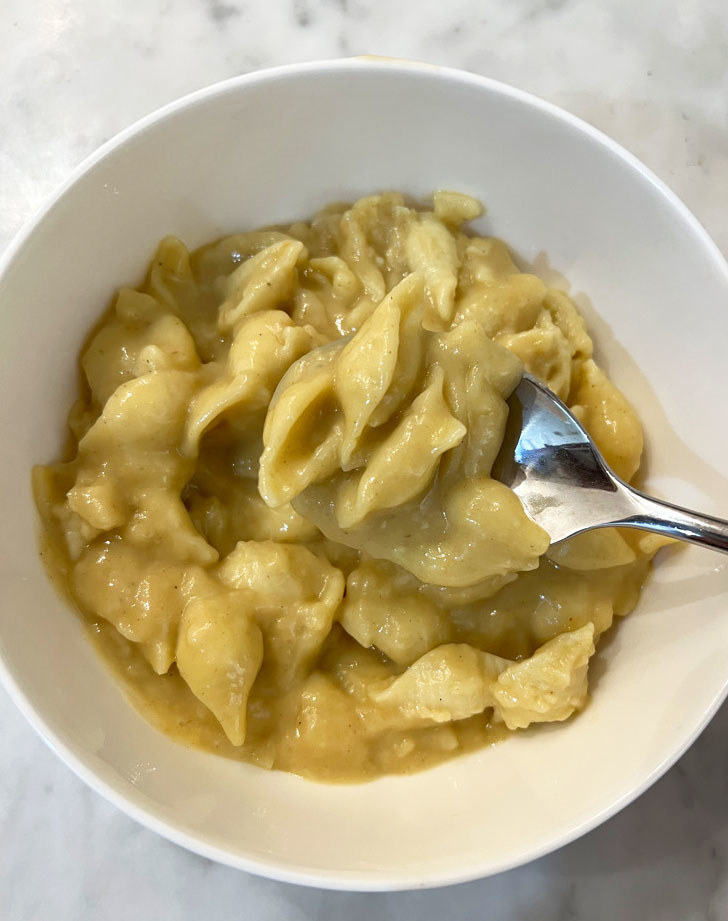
[1,56,727,892]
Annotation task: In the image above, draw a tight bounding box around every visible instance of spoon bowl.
[494,374,728,552]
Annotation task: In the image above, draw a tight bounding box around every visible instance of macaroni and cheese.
[33,192,660,780]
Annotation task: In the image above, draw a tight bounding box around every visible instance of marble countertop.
[1,1,727,917]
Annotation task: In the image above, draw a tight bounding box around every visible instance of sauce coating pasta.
[33,192,661,781]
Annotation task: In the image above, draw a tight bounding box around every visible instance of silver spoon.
[492,374,728,551]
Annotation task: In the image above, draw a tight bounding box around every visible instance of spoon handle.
[615,484,728,553]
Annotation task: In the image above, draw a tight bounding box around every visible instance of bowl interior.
[1,60,727,890]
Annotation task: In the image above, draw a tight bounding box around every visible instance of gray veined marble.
[1,0,727,917]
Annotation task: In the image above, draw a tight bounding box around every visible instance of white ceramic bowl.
[1,59,727,891]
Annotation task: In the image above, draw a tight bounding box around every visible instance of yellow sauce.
[33,192,661,781]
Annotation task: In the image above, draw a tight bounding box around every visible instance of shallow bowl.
[1,58,727,890]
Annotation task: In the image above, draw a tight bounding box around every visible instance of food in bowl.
[33,191,664,781]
